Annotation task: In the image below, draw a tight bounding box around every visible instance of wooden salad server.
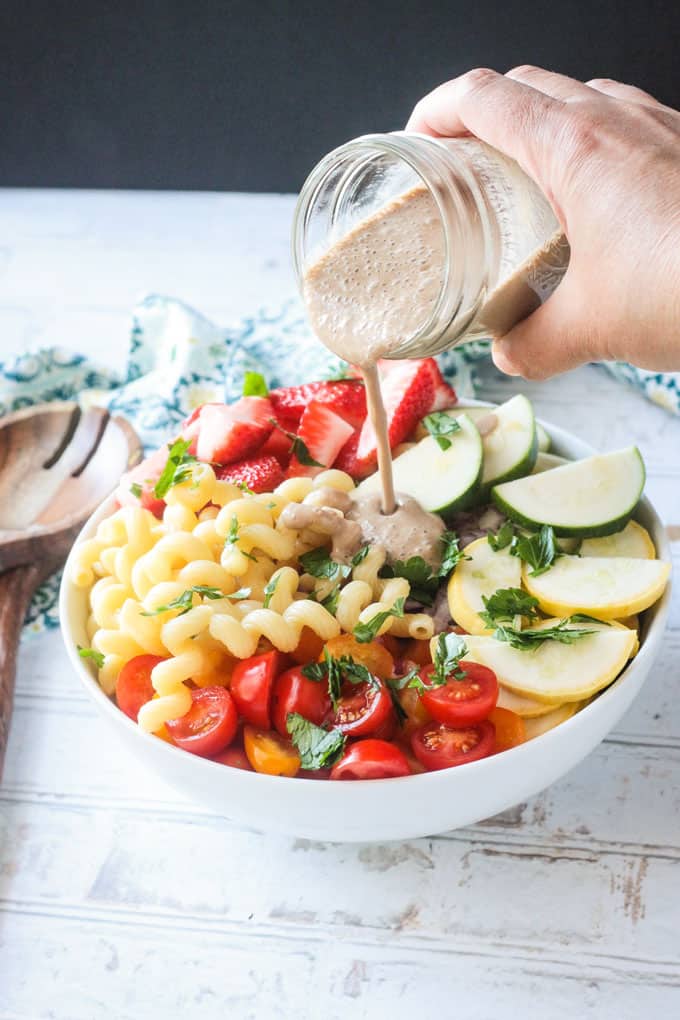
[0,402,143,775]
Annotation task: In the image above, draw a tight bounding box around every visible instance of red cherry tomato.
[419,662,498,726]
[271,666,331,737]
[211,745,253,770]
[166,686,238,757]
[230,650,284,729]
[411,720,496,771]
[329,680,393,737]
[115,654,166,721]
[330,739,412,780]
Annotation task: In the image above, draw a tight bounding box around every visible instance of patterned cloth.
[2,293,677,635]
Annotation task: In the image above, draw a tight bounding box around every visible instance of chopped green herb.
[479,587,540,629]
[242,370,269,397]
[286,713,346,770]
[492,618,597,651]
[422,411,462,451]
[236,480,255,496]
[511,524,560,576]
[263,576,278,609]
[129,482,143,500]
[141,585,226,617]
[488,520,515,552]
[439,531,468,577]
[153,438,197,499]
[300,546,351,583]
[302,650,375,710]
[225,514,257,561]
[228,588,252,601]
[77,645,105,669]
[386,667,421,724]
[353,597,406,643]
[429,631,468,686]
[269,419,324,468]
[351,544,370,567]
[320,587,340,616]
[385,556,438,606]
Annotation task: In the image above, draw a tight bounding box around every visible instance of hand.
[407,67,680,379]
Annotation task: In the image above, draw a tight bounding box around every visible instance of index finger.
[406,68,565,181]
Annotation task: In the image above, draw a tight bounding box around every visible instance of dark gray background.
[2,0,679,192]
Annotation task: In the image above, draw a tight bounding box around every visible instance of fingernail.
[491,340,522,376]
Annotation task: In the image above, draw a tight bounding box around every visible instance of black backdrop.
[2,0,679,192]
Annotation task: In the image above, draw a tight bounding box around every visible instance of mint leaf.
[353,597,406,643]
[423,411,461,451]
[77,645,105,669]
[243,371,268,397]
[129,482,142,500]
[153,438,197,498]
[286,713,346,770]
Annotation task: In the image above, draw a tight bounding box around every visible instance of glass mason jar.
[291,132,569,359]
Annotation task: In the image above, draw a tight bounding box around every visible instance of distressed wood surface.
[0,189,678,1019]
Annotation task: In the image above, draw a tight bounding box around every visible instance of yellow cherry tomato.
[243,725,301,777]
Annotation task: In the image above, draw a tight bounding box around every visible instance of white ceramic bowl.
[60,419,671,843]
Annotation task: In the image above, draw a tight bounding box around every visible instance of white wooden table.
[0,189,678,1019]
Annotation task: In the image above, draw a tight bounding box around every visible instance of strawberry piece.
[286,401,354,478]
[333,430,374,480]
[194,397,274,465]
[116,445,171,519]
[423,359,457,411]
[260,422,295,468]
[355,360,435,473]
[269,380,367,429]
[217,455,284,493]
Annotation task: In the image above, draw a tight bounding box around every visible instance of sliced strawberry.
[287,401,354,478]
[260,422,294,468]
[217,455,284,493]
[195,397,274,465]
[333,430,374,480]
[423,359,457,411]
[116,445,170,518]
[355,360,435,473]
[269,380,367,429]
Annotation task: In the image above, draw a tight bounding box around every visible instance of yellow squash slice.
[524,702,582,740]
[523,555,670,620]
[579,520,656,559]
[464,620,636,703]
[496,685,562,717]
[448,537,522,635]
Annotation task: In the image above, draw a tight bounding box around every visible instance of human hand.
[407,67,680,379]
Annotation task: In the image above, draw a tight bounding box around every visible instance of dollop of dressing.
[348,490,446,570]
[279,499,362,563]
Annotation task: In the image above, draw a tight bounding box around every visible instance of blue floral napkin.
[1,294,677,635]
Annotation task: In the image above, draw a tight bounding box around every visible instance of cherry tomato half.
[323,635,394,680]
[166,686,238,757]
[489,707,526,753]
[230,650,284,729]
[211,745,253,770]
[330,739,412,780]
[243,726,300,777]
[330,679,393,737]
[420,661,498,727]
[411,719,496,771]
[271,666,331,737]
[116,654,166,721]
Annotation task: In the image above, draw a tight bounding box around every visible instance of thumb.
[490,274,604,380]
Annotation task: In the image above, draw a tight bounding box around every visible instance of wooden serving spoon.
[0,401,143,775]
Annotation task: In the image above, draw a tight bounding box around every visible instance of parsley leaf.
[268,419,324,468]
[321,587,340,615]
[77,645,105,669]
[488,520,515,551]
[236,480,255,496]
[422,411,462,451]
[386,668,421,724]
[438,531,468,577]
[429,631,468,686]
[153,438,197,498]
[479,588,540,629]
[225,515,257,562]
[129,482,142,500]
[385,556,438,606]
[351,544,370,566]
[492,618,596,650]
[300,546,351,583]
[286,713,346,770]
[141,585,235,617]
[353,597,406,643]
[512,524,560,577]
[301,651,375,710]
[263,576,278,609]
[242,371,269,397]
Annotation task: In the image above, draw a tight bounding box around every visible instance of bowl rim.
[59,409,672,793]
